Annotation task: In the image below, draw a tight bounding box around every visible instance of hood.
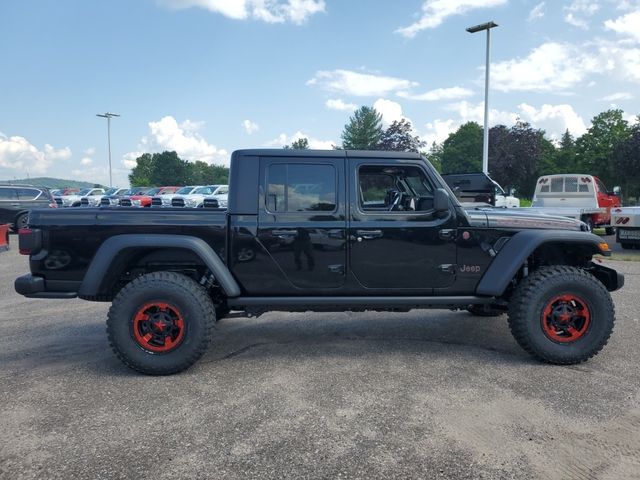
[465,206,588,231]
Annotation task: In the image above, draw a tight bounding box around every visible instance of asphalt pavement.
[1,245,640,479]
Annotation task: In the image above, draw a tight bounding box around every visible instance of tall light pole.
[96,112,120,187]
[466,21,498,175]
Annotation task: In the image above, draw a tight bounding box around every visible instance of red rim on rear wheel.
[132,302,185,353]
[541,295,591,343]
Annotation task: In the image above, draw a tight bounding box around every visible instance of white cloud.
[605,10,640,43]
[80,157,93,166]
[242,119,259,134]
[517,103,587,137]
[564,0,599,29]
[396,0,507,38]
[84,147,96,156]
[446,101,519,126]
[0,133,71,175]
[528,2,546,21]
[325,98,357,111]
[490,42,605,92]
[123,116,229,168]
[307,69,417,97]
[158,0,325,24]
[373,98,405,125]
[398,86,474,101]
[266,131,334,149]
[421,119,460,147]
[602,92,634,101]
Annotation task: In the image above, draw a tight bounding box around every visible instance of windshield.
[176,186,194,194]
[104,188,117,195]
[77,189,91,196]
[145,187,161,195]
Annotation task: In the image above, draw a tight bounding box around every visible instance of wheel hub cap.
[132,302,185,353]
[541,295,591,343]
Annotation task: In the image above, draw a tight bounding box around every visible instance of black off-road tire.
[508,266,614,365]
[107,271,216,375]
[466,304,505,317]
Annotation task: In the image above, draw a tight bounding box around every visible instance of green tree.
[340,106,383,150]
[613,120,640,201]
[128,153,154,186]
[488,121,550,198]
[554,130,577,173]
[188,161,215,185]
[576,109,631,187]
[423,142,443,173]
[440,122,483,174]
[128,151,191,186]
[284,137,310,150]
[210,164,230,184]
[378,119,425,152]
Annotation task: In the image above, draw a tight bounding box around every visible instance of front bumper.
[15,274,77,299]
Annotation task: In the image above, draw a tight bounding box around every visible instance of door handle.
[355,229,383,240]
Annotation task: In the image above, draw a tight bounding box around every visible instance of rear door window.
[267,164,336,212]
[16,188,42,200]
[0,188,18,200]
[551,178,563,193]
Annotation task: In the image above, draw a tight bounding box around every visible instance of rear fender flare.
[78,234,240,298]
[476,230,606,296]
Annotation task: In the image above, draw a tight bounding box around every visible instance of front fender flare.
[78,234,241,298]
[476,230,606,296]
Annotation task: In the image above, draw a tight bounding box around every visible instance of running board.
[227,296,494,310]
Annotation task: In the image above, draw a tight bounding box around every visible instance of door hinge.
[439,264,457,274]
[439,229,456,240]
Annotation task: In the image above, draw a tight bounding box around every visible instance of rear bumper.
[15,274,77,299]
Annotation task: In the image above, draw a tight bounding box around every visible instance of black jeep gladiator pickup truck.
[16,149,624,374]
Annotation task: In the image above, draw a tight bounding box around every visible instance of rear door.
[0,187,19,223]
[257,156,347,291]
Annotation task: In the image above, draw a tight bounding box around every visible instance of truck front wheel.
[508,266,614,365]
[107,271,216,375]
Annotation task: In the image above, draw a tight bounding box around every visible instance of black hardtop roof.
[232,149,424,160]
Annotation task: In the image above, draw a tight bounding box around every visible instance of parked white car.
[152,186,199,207]
[203,185,229,208]
[171,185,227,208]
[58,188,105,207]
[81,187,128,206]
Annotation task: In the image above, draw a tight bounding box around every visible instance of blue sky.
[0,0,638,186]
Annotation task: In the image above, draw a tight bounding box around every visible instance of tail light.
[18,228,42,256]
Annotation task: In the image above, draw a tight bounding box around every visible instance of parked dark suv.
[0,184,56,230]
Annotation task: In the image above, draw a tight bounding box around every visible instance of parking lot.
[1,245,640,480]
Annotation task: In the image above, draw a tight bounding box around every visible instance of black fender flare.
[476,230,607,296]
[78,234,241,298]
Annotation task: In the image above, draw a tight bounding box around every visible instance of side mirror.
[613,186,621,196]
[434,188,450,213]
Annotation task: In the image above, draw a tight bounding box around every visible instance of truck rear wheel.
[508,266,614,365]
[107,271,215,375]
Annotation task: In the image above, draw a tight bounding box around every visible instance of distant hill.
[0,177,104,189]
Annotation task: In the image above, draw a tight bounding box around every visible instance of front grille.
[120,199,132,207]
[151,197,162,206]
[100,198,111,206]
[172,198,185,207]
[80,198,89,206]
[55,198,62,206]
[203,198,220,208]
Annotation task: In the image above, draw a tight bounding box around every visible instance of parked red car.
[119,186,181,207]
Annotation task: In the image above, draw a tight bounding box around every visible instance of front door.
[348,158,457,292]
[257,157,347,292]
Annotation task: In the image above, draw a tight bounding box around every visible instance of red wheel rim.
[132,302,185,353]
[541,294,591,343]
